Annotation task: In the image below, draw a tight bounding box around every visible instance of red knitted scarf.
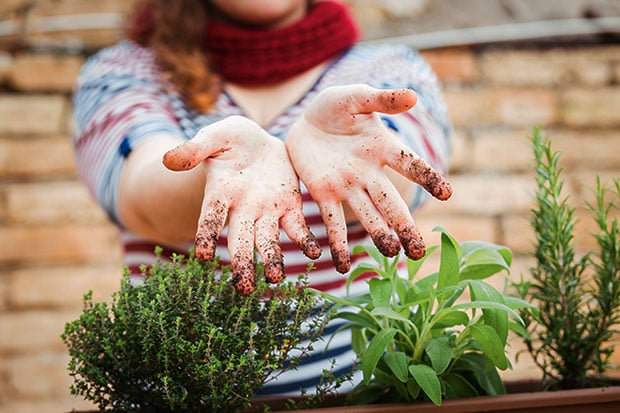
[205,2,359,84]
[128,1,359,85]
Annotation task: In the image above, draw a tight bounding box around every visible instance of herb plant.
[315,227,528,405]
[62,250,329,412]
[513,127,620,390]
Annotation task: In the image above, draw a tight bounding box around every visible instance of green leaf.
[406,245,439,280]
[373,361,404,388]
[406,379,420,400]
[307,288,360,308]
[348,382,386,405]
[353,244,386,268]
[460,247,512,280]
[507,320,529,337]
[370,307,413,326]
[468,280,509,345]
[431,309,469,328]
[461,241,512,263]
[467,280,504,304]
[454,353,506,396]
[413,272,439,290]
[334,311,378,330]
[384,352,409,382]
[369,278,392,308]
[393,377,410,401]
[362,328,397,384]
[452,301,522,323]
[394,277,410,305]
[438,232,460,289]
[470,325,508,370]
[504,296,536,311]
[351,328,368,355]
[425,337,453,374]
[443,373,479,399]
[408,364,442,405]
[439,284,466,308]
[346,264,380,294]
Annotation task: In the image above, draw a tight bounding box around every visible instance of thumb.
[162,124,232,171]
[162,141,211,171]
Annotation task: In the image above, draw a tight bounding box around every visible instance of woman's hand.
[286,84,452,273]
[163,116,321,295]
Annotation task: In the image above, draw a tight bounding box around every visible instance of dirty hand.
[163,115,321,295]
[286,84,452,273]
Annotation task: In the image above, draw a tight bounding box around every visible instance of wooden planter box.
[250,381,620,412]
[72,381,620,412]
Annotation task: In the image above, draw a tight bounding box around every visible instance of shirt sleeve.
[72,42,186,226]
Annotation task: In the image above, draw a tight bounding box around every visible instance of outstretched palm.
[163,116,321,295]
[286,84,452,273]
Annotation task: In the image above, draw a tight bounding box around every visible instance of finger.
[366,174,426,260]
[255,216,284,284]
[194,194,229,261]
[280,209,322,260]
[396,223,426,261]
[304,86,416,131]
[384,142,453,201]
[162,125,231,171]
[352,87,417,115]
[227,212,256,295]
[346,187,400,257]
[318,200,350,273]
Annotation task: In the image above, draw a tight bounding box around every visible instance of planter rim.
[254,384,620,412]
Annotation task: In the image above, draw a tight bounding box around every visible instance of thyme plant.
[62,250,329,412]
[514,127,620,390]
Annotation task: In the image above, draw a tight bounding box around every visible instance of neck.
[224,62,329,126]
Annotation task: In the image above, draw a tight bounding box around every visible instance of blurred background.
[0,0,619,411]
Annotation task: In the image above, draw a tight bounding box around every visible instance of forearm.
[118,135,205,244]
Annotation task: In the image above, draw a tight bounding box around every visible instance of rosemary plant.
[514,127,620,390]
[62,250,330,412]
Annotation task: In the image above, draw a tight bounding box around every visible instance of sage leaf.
[351,328,368,355]
[346,264,380,294]
[460,243,512,280]
[454,353,505,395]
[370,307,412,326]
[406,379,420,399]
[443,372,479,399]
[334,311,377,330]
[438,232,460,289]
[362,327,397,384]
[409,364,442,405]
[384,351,409,382]
[453,301,522,323]
[406,245,438,280]
[470,324,508,370]
[369,278,392,308]
[468,280,509,345]
[425,337,452,374]
[432,309,469,328]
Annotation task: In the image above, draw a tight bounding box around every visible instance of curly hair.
[127,0,220,112]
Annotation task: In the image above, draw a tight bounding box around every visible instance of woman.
[72,0,452,395]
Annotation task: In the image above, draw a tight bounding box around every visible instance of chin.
[213,0,307,28]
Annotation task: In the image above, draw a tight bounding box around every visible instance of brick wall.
[1,1,619,412]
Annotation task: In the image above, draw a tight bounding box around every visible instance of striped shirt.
[72,40,452,396]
